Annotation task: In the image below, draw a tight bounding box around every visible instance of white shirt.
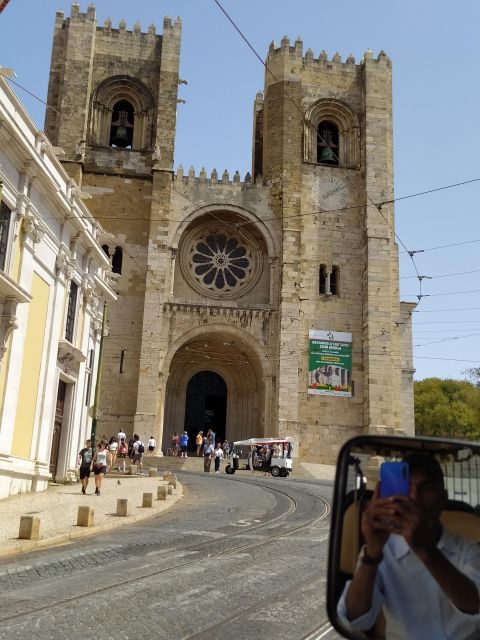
[214,448,224,459]
[117,430,126,442]
[337,530,480,640]
[148,438,156,448]
[109,441,118,451]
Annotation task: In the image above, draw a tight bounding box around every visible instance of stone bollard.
[163,471,171,480]
[168,478,177,490]
[148,468,157,478]
[167,484,173,495]
[142,492,153,508]
[77,506,95,527]
[157,485,168,500]
[128,464,137,475]
[117,498,129,517]
[18,515,40,539]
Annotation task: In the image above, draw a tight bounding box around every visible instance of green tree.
[463,367,480,389]
[414,378,480,440]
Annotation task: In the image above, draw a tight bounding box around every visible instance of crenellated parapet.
[266,35,391,73]
[58,4,181,42]
[174,165,264,190]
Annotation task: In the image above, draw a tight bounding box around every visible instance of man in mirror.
[337,453,480,639]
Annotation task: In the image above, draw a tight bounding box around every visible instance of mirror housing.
[326,435,480,639]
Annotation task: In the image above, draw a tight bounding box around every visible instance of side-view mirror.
[326,435,480,640]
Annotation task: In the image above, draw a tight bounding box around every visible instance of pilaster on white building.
[0,74,117,499]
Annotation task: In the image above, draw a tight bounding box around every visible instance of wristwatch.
[359,545,383,566]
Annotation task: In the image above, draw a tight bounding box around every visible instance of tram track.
[0,476,331,629]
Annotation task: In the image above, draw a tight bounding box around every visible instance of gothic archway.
[161,326,272,453]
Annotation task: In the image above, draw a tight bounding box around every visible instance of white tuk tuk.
[224,437,294,477]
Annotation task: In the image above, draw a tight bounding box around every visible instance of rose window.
[191,233,252,291]
[181,225,262,299]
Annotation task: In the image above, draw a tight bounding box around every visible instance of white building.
[0,74,117,498]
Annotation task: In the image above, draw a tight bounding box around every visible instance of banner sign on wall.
[308,330,352,397]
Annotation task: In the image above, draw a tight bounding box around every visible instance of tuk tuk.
[224,437,294,477]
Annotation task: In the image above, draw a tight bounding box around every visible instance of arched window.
[317,121,339,166]
[304,99,360,169]
[112,246,123,275]
[319,264,340,296]
[109,100,134,149]
[101,244,110,258]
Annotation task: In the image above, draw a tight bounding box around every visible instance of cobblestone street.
[0,473,340,640]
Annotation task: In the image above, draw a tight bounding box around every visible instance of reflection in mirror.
[327,436,480,640]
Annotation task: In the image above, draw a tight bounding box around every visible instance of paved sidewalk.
[0,472,182,558]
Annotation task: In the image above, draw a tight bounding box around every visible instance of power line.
[400,238,480,255]
[403,288,480,298]
[414,356,480,363]
[401,268,480,280]
[414,307,480,313]
[414,332,480,347]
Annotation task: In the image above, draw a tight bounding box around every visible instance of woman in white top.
[92,441,108,495]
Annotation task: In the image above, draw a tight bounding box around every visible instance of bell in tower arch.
[317,120,339,166]
[110,100,134,149]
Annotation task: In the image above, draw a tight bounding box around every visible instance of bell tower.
[252,38,414,448]
[45,3,182,437]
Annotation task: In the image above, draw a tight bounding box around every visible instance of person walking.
[108,436,118,471]
[196,431,204,457]
[147,436,156,455]
[92,440,108,495]
[214,442,224,474]
[77,439,93,494]
[179,431,189,457]
[117,428,126,443]
[117,438,128,472]
[171,432,180,456]
[204,440,214,473]
[132,434,145,473]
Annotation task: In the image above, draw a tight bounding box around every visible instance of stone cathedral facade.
[45,4,415,463]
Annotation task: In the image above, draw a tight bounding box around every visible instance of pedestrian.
[222,440,230,457]
[179,430,189,457]
[206,428,215,446]
[132,434,145,473]
[117,428,126,443]
[171,431,179,456]
[127,434,135,460]
[77,438,93,494]
[92,440,108,495]
[117,438,128,472]
[196,431,204,457]
[203,440,214,473]
[108,436,118,470]
[214,442,224,474]
[147,435,156,455]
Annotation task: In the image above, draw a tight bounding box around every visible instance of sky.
[1,0,479,382]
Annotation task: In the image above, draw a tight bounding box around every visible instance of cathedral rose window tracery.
[192,234,251,290]
[180,223,263,300]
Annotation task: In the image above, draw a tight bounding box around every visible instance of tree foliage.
[463,367,480,389]
[414,378,480,440]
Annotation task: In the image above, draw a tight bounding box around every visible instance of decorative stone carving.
[21,216,44,244]
[57,338,86,375]
[179,223,263,300]
[0,299,18,363]
[55,248,74,281]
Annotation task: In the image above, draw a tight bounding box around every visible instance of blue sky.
[1,0,479,382]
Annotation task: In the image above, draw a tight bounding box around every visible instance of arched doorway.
[161,327,272,454]
[184,371,227,448]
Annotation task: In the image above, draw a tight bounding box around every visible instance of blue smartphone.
[379,461,410,498]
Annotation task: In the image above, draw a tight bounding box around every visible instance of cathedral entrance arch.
[162,325,272,453]
[184,371,227,447]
